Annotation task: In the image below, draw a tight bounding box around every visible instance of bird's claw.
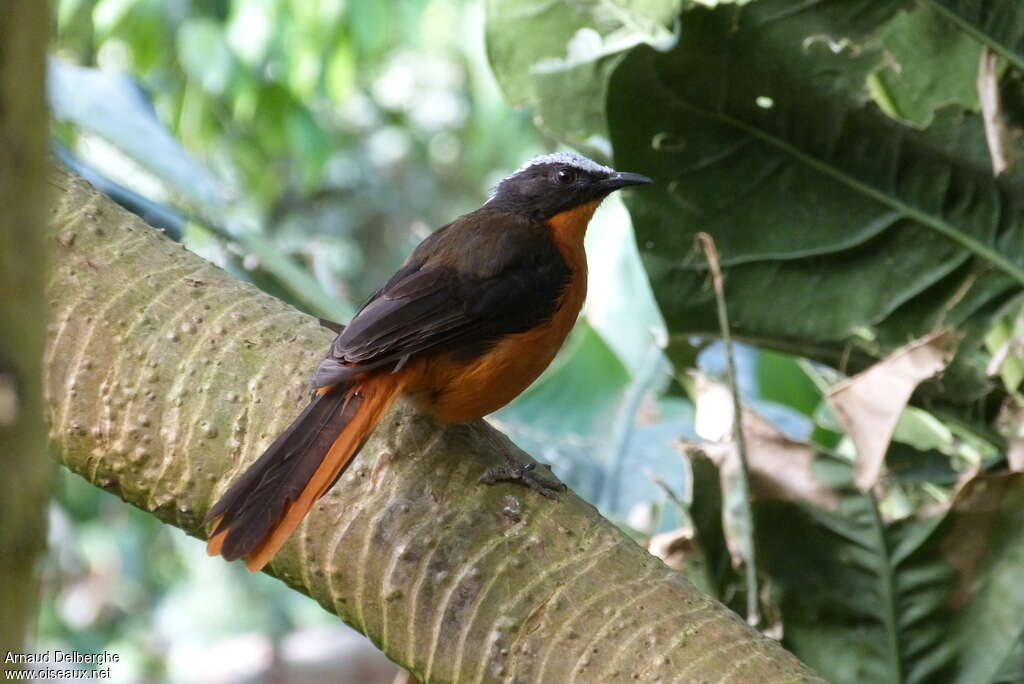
[480,459,566,500]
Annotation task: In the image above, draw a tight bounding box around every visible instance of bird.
[205,152,652,571]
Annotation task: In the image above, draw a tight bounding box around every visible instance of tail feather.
[206,375,405,571]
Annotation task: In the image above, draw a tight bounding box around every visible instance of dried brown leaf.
[939,473,1019,609]
[681,374,841,568]
[995,398,1024,472]
[978,47,1016,177]
[1009,440,1024,472]
[826,330,958,491]
[648,527,700,573]
[742,410,839,509]
[690,373,839,510]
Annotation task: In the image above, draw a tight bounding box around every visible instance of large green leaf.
[484,0,680,151]
[584,194,667,374]
[47,58,224,209]
[871,7,982,127]
[756,470,1024,684]
[608,0,1024,401]
[925,0,1024,71]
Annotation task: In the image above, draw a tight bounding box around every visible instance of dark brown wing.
[311,209,571,388]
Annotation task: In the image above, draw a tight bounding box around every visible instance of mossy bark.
[46,166,823,683]
[0,0,52,663]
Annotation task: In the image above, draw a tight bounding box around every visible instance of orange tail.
[206,374,405,572]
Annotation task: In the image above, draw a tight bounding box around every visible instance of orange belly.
[407,274,586,423]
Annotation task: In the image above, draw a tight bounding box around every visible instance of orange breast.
[408,200,599,424]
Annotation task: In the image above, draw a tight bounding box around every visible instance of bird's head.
[485,152,652,220]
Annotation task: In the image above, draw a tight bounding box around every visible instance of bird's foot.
[479,459,566,500]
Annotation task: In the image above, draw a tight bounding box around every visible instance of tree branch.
[45,166,822,683]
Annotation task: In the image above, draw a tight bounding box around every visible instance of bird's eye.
[556,167,576,185]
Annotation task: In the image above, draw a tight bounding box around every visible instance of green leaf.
[871,7,982,127]
[985,305,1024,393]
[687,451,737,602]
[584,194,666,374]
[756,350,821,417]
[348,0,392,60]
[225,0,275,66]
[892,407,954,453]
[924,0,1024,71]
[92,0,136,34]
[48,58,225,210]
[602,348,675,513]
[485,0,681,149]
[608,0,1024,402]
[176,17,235,95]
[756,468,1024,684]
[607,394,694,521]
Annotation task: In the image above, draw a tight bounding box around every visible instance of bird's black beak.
[604,171,654,191]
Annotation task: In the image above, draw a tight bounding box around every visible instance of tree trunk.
[0,0,52,664]
[45,165,823,683]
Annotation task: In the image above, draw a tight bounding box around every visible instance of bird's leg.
[479,458,565,500]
